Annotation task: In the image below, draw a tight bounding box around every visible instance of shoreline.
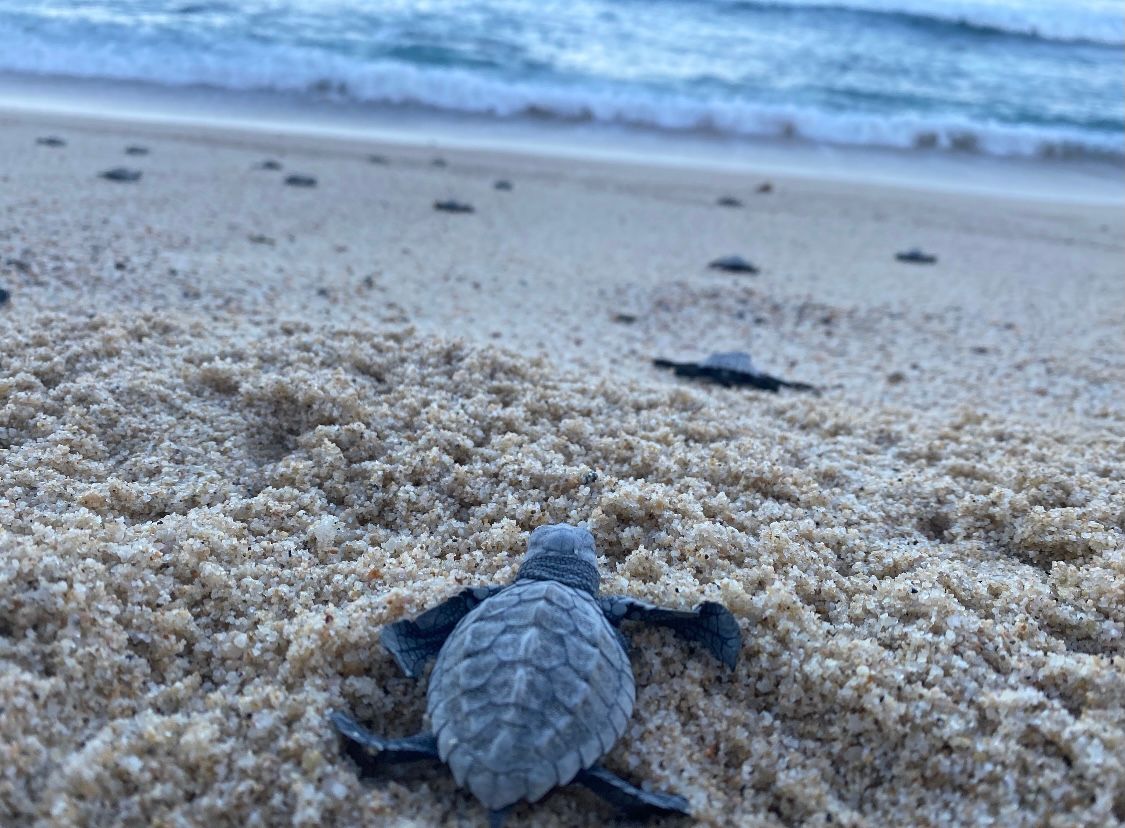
[2,70,1122,206]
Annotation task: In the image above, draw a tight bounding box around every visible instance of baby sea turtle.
[708,255,759,274]
[434,199,475,213]
[895,247,937,265]
[98,167,142,183]
[654,351,815,393]
[331,524,741,826]
[284,174,318,188]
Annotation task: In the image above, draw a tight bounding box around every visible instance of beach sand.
[1,107,1123,827]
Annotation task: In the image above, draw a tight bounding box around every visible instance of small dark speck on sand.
[99,168,142,183]
[257,160,283,171]
[612,313,638,324]
[36,136,66,147]
[285,174,317,188]
[716,196,743,207]
[431,157,448,167]
[494,180,513,191]
[582,470,598,485]
[434,200,474,214]
[125,145,150,156]
[368,154,389,165]
[248,234,276,246]
[0,286,10,306]
[896,248,937,264]
[757,182,773,193]
[970,346,990,355]
[708,255,759,274]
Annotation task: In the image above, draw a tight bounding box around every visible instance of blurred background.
[2,0,1122,162]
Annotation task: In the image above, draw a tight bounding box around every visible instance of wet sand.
[1,107,1123,827]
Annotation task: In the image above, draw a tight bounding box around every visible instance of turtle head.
[516,524,600,595]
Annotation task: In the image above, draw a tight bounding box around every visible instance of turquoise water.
[1,0,1122,159]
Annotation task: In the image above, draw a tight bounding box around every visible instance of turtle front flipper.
[574,766,690,819]
[382,586,505,677]
[330,711,439,772]
[600,596,741,669]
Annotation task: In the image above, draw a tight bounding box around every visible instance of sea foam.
[1,0,1121,159]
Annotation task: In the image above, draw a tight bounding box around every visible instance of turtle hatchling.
[331,523,742,825]
[653,351,816,393]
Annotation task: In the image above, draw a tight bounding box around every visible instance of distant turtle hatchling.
[434,199,475,213]
[331,524,741,826]
[654,351,816,393]
[895,247,937,265]
[98,167,142,183]
[708,255,759,274]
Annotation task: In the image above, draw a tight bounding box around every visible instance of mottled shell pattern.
[426,530,635,810]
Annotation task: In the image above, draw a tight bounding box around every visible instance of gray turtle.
[284,174,318,188]
[331,524,741,825]
[895,247,937,265]
[708,255,759,274]
[654,351,815,393]
[434,199,475,213]
[98,167,142,183]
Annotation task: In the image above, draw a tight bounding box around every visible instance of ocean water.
[1,0,1122,160]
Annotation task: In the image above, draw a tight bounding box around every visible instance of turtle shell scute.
[428,580,636,810]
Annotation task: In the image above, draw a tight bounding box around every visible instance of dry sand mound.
[2,312,1123,827]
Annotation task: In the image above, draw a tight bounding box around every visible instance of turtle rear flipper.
[575,766,690,818]
[330,711,438,772]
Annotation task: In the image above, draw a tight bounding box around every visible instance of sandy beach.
[1,102,1123,827]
